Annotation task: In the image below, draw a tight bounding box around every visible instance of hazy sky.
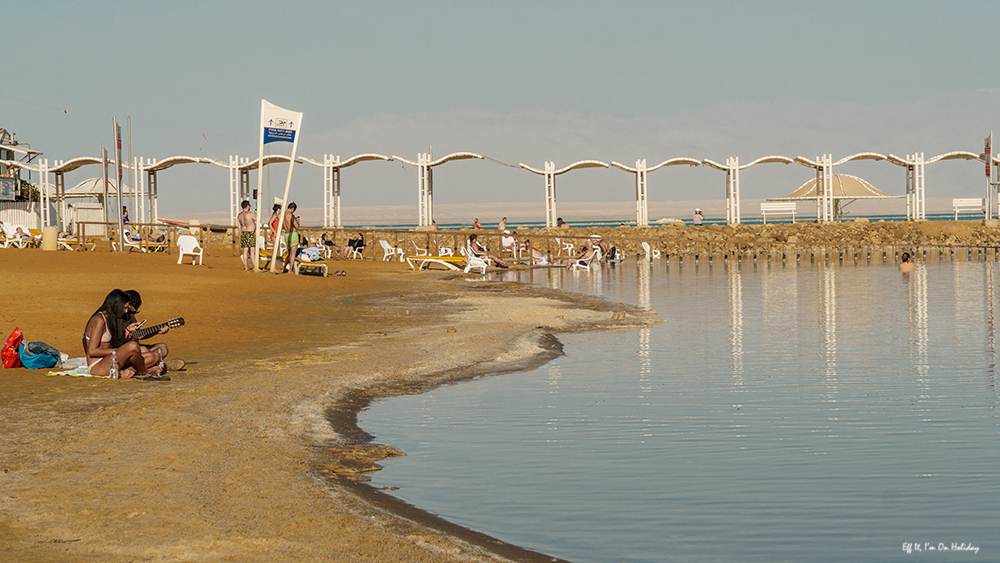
[5,1,999,216]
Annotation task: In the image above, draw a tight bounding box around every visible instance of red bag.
[2,327,24,369]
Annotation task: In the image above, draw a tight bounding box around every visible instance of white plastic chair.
[379,240,403,261]
[461,245,489,274]
[410,240,428,256]
[571,247,602,271]
[176,234,204,265]
[434,240,453,256]
[555,237,575,256]
[641,242,661,259]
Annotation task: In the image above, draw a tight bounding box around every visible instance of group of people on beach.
[235,200,367,274]
[83,289,182,380]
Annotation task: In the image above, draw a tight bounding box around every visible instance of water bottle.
[109,351,119,380]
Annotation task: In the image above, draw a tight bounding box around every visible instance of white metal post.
[39,159,49,227]
[229,154,238,226]
[905,154,914,221]
[992,154,1000,221]
[733,157,741,224]
[137,157,145,224]
[725,157,740,224]
[417,153,430,227]
[55,163,67,232]
[148,158,159,223]
[323,154,332,228]
[916,152,926,220]
[427,164,434,226]
[545,161,557,228]
[821,154,834,222]
[635,159,648,227]
[334,166,341,227]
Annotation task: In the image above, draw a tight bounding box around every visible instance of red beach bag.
[2,327,24,369]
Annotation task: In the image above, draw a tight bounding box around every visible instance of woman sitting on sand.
[83,289,165,380]
[468,234,508,267]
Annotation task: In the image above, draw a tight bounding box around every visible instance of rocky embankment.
[586,220,1000,260]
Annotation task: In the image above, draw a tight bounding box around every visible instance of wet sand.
[0,247,656,562]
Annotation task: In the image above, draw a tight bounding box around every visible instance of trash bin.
[41,226,58,251]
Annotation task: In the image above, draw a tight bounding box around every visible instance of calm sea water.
[359,259,999,563]
[342,211,981,230]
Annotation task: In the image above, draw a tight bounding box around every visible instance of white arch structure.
[392,152,485,227]
[610,158,701,226]
[519,160,610,227]
[228,153,393,227]
[5,147,1000,231]
[703,156,795,224]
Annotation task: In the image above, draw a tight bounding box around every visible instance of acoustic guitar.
[131,318,185,340]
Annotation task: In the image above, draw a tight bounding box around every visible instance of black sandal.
[136,373,170,381]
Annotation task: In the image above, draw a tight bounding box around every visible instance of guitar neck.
[133,322,168,340]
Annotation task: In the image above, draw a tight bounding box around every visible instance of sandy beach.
[0,247,656,562]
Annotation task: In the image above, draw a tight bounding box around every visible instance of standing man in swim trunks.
[283,202,300,274]
[237,200,257,271]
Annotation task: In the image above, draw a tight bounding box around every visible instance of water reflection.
[762,260,798,332]
[727,262,743,377]
[636,260,652,395]
[985,262,997,381]
[821,265,837,384]
[908,265,929,379]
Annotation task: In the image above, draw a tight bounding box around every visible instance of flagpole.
[253,100,266,272]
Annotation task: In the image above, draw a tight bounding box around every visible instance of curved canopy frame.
[322,153,394,227]
[519,160,610,227]
[610,158,701,225]
[392,152,486,227]
[9,144,1000,231]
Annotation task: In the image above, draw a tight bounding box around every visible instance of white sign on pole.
[254,99,304,272]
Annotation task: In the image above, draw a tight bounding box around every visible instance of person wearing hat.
[693,208,705,226]
[591,234,616,261]
[501,229,518,259]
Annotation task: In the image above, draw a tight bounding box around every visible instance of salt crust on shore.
[0,249,656,563]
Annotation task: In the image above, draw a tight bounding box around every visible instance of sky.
[4,0,1000,217]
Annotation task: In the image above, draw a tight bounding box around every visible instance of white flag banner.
[261,100,302,145]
